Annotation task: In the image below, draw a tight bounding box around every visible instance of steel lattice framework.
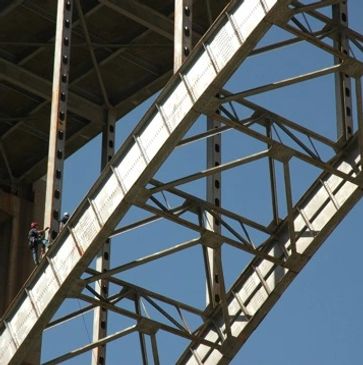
[1,0,363,364]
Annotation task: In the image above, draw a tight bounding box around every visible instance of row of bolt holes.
[183,5,191,56]
[52,2,73,236]
[341,4,352,137]
[214,142,220,227]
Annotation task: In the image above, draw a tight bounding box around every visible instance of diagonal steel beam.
[292,0,341,13]
[77,293,220,350]
[220,91,337,148]
[149,149,271,193]
[87,275,206,318]
[222,64,343,101]
[1,100,50,143]
[0,0,24,16]
[99,0,175,41]
[43,325,138,365]
[17,3,103,66]
[99,0,203,43]
[16,1,166,83]
[281,22,353,61]
[69,28,167,88]
[150,179,272,234]
[84,238,200,284]
[137,200,289,268]
[0,57,104,122]
[294,2,363,45]
[75,0,111,108]
[209,111,361,186]
[0,141,14,183]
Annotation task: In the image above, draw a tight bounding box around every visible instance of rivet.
[59,111,66,121]
[53,210,59,220]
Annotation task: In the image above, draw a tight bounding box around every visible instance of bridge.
[1,0,363,364]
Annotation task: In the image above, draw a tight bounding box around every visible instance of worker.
[28,222,49,265]
[60,212,70,230]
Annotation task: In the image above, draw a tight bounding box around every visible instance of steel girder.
[1,1,363,364]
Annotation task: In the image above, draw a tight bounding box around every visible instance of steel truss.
[1,0,363,364]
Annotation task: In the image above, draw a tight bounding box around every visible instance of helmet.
[31,222,39,228]
[61,212,70,224]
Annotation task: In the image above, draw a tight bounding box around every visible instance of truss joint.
[342,57,363,78]
[67,279,86,297]
[126,187,150,205]
[138,318,159,335]
[270,144,293,162]
[201,230,222,249]
[220,336,239,358]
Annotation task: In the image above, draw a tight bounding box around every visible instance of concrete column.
[0,179,45,365]
[0,190,34,313]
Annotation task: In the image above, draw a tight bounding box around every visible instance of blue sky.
[41,1,363,364]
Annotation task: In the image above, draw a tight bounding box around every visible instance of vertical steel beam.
[203,116,231,337]
[333,2,353,143]
[135,296,149,365]
[283,160,296,254]
[203,115,232,337]
[203,0,225,312]
[266,124,280,225]
[355,77,363,169]
[204,116,223,307]
[101,109,117,169]
[92,108,116,365]
[44,0,73,240]
[150,333,160,365]
[174,0,193,73]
